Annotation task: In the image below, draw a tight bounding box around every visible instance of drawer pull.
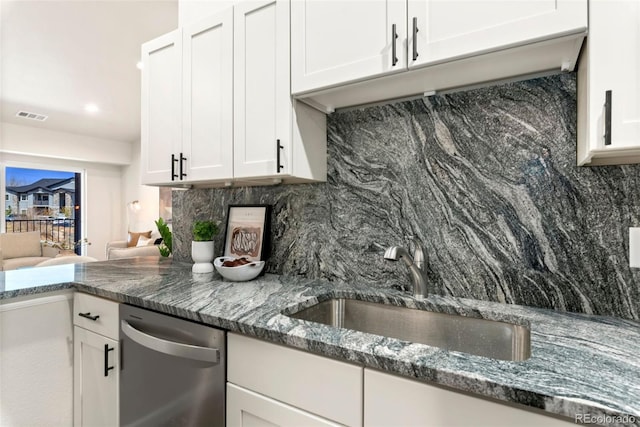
[171,154,179,181]
[604,90,612,146]
[391,24,399,66]
[104,344,115,377]
[412,17,419,61]
[78,312,100,321]
[179,152,187,180]
[276,139,284,173]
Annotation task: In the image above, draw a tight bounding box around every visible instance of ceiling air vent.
[16,110,48,121]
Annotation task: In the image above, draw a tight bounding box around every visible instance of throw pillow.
[136,236,154,247]
[127,231,152,248]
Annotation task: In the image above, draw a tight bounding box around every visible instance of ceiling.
[1,0,178,144]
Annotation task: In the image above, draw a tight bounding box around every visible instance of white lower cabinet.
[0,291,74,426]
[364,369,573,427]
[72,293,120,427]
[227,333,363,426]
[73,327,119,427]
[228,333,576,427]
[227,383,341,427]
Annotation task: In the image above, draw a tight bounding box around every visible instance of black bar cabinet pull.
[276,140,284,173]
[391,24,398,66]
[104,345,115,377]
[412,17,419,61]
[180,153,187,180]
[78,312,100,321]
[171,154,178,181]
[604,90,612,146]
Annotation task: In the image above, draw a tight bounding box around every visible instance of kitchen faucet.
[384,238,428,299]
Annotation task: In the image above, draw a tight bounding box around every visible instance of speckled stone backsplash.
[172,73,640,321]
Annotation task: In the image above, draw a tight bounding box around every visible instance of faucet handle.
[410,237,426,270]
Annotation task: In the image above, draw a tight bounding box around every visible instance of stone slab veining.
[2,258,638,426]
[172,73,640,322]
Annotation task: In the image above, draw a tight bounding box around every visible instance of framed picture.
[223,205,271,262]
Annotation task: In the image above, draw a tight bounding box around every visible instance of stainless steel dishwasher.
[119,304,226,427]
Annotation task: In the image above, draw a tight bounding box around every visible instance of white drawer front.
[73,293,119,339]
[228,333,363,427]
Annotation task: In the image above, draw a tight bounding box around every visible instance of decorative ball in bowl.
[214,256,265,282]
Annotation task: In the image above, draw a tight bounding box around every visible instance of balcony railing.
[5,219,76,249]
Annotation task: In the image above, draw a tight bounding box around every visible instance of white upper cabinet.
[141,12,233,186]
[408,0,587,69]
[141,31,181,185]
[235,1,326,182]
[142,0,326,187]
[234,0,289,178]
[292,0,586,112]
[577,0,640,166]
[291,0,407,94]
[182,10,234,182]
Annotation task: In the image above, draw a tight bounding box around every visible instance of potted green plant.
[155,218,172,257]
[191,220,219,273]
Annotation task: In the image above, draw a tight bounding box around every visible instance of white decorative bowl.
[214,257,265,282]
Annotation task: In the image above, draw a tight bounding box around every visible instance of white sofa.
[105,240,161,260]
[0,231,61,271]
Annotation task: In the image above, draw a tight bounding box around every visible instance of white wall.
[178,0,233,27]
[1,122,132,165]
[121,140,160,236]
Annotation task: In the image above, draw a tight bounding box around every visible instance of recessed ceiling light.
[136,61,143,70]
[84,103,99,113]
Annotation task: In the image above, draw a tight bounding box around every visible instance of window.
[4,194,8,201]
[35,194,49,204]
[5,167,80,252]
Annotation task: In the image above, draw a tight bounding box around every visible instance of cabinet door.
[291,0,407,94]
[73,327,119,427]
[408,0,586,68]
[364,369,573,426]
[234,0,291,179]
[182,9,234,182]
[0,292,73,426]
[141,30,182,185]
[228,333,363,427]
[227,383,341,427]
[590,0,640,149]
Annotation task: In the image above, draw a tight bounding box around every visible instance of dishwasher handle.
[121,320,220,364]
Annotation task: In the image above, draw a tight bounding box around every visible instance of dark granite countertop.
[1,258,638,426]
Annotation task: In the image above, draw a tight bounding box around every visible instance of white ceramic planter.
[191,241,214,273]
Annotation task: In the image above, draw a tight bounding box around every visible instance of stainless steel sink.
[288,298,531,361]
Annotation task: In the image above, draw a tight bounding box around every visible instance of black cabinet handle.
[78,312,99,321]
[391,24,398,66]
[104,344,115,377]
[179,153,187,180]
[604,90,612,146]
[171,154,179,181]
[412,17,419,61]
[276,140,284,173]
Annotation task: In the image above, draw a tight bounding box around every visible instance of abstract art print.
[223,205,271,261]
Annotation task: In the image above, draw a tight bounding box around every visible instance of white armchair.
[105,240,161,260]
